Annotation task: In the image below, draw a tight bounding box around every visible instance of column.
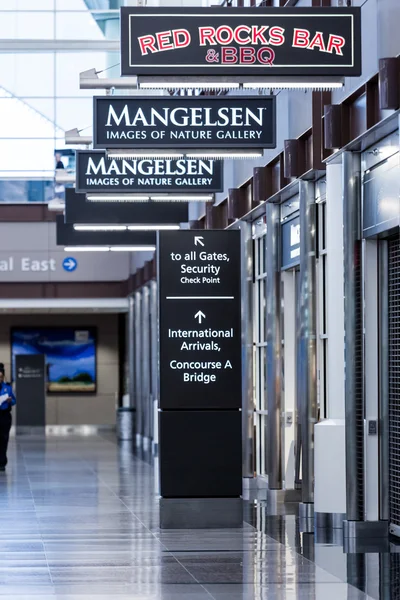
[266,202,282,489]
[149,280,159,454]
[241,221,254,479]
[141,285,151,450]
[342,151,363,524]
[134,289,142,445]
[282,270,296,493]
[298,180,317,512]
[314,161,347,528]
[128,294,136,420]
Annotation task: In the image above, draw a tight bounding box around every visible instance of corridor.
[0,435,383,599]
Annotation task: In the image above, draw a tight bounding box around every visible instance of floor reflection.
[0,433,392,599]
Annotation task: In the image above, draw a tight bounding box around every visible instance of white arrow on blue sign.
[62,257,78,272]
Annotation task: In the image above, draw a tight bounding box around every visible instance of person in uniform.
[0,364,16,472]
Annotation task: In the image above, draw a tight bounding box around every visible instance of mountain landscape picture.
[11,328,97,393]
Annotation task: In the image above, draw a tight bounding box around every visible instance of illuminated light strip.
[64,246,110,252]
[127,225,180,231]
[64,246,155,252]
[106,150,262,160]
[73,225,127,231]
[86,195,150,202]
[110,246,156,252]
[166,296,235,300]
[107,150,184,159]
[139,81,240,90]
[85,194,213,203]
[243,82,344,89]
[186,151,263,159]
[151,195,213,202]
[72,224,180,232]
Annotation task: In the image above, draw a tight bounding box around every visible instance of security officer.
[0,364,16,472]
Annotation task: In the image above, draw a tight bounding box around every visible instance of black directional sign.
[158,230,241,410]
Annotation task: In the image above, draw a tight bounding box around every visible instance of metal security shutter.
[389,231,400,534]
[354,241,365,517]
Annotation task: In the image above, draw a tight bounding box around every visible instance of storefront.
[248,179,327,507]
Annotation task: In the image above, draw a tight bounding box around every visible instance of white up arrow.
[194,310,206,324]
[194,236,204,247]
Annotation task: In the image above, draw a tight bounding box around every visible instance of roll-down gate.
[389,231,400,535]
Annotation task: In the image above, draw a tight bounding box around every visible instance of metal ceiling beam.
[0,39,119,52]
[80,68,138,89]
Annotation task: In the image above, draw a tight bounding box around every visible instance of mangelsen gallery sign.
[93,96,276,150]
[120,6,361,77]
[75,151,223,194]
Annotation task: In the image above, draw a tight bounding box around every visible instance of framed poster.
[11,327,97,394]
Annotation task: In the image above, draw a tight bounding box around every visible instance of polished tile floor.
[0,435,389,599]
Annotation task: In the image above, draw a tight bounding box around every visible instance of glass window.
[0,12,55,39]
[55,98,93,131]
[0,54,55,97]
[0,3,125,194]
[55,52,107,97]
[55,11,106,40]
[56,0,92,9]
[0,97,57,138]
[0,139,56,173]
[0,1,55,9]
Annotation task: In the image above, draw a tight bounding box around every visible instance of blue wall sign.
[62,257,78,272]
[281,215,300,270]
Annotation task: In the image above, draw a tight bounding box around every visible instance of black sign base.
[160,410,242,498]
[160,497,243,530]
[15,354,46,431]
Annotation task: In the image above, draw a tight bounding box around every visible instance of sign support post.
[157,230,242,528]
